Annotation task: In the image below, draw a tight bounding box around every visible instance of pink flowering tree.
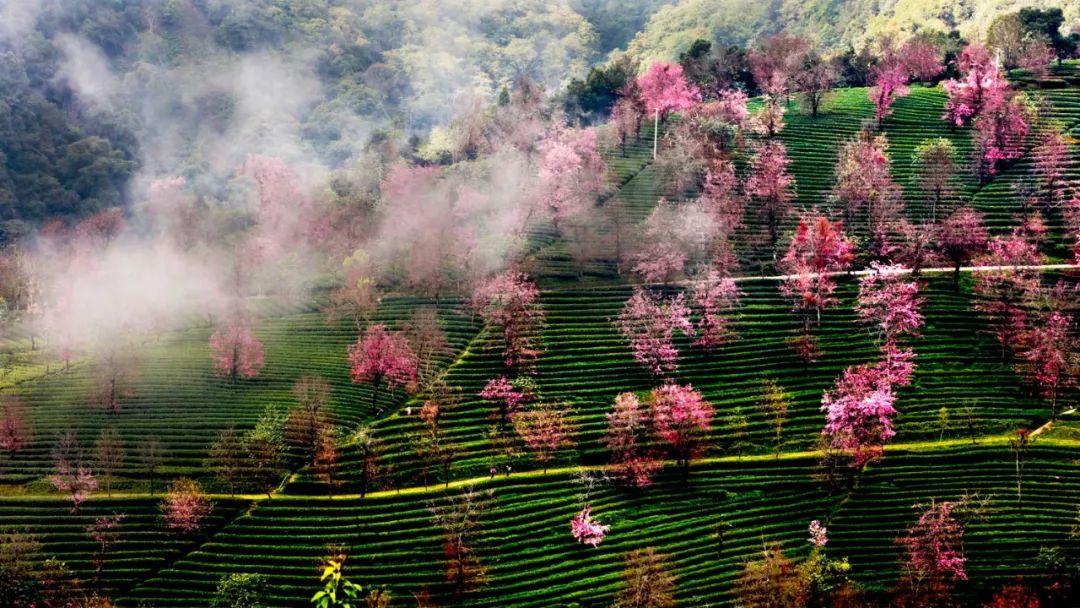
[470,272,545,371]
[699,160,746,271]
[936,206,989,286]
[779,216,855,362]
[238,154,312,264]
[604,392,662,488]
[855,264,925,347]
[869,62,910,127]
[821,361,898,467]
[161,477,214,535]
[636,62,701,158]
[1068,195,1080,263]
[87,512,124,578]
[615,288,694,377]
[899,500,968,598]
[479,376,535,427]
[536,125,609,229]
[972,233,1044,362]
[1032,129,1070,208]
[51,460,97,514]
[973,95,1032,179]
[745,141,796,252]
[942,45,1009,127]
[650,383,714,477]
[348,324,418,412]
[691,269,741,350]
[868,37,943,126]
[832,131,903,254]
[570,505,610,547]
[632,199,713,284]
[511,402,573,473]
[808,520,828,547]
[1017,310,1078,419]
[0,398,29,459]
[209,314,266,383]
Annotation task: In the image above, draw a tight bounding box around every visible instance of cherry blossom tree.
[691,270,741,350]
[749,34,811,100]
[284,375,331,466]
[51,433,97,514]
[570,505,610,547]
[93,427,125,497]
[779,216,855,362]
[636,62,701,158]
[974,94,1032,179]
[699,160,745,259]
[650,383,714,476]
[605,392,662,488]
[937,206,989,286]
[0,397,29,459]
[855,264,925,347]
[613,547,676,608]
[745,141,796,253]
[348,324,418,412]
[611,97,645,156]
[87,512,124,579]
[796,53,838,117]
[92,346,139,414]
[821,361,898,467]
[1032,129,1070,208]
[470,272,545,371]
[808,520,828,547]
[973,233,1044,362]
[943,45,1009,126]
[402,307,451,388]
[512,402,574,473]
[615,288,694,377]
[1017,310,1078,419]
[912,138,958,223]
[210,315,265,383]
[869,61,910,127]
[898,500,968,600]
[833,130,904,254]
[479,376,534,427]
[749,100,786,138]
[161,477,214,535]
[632,200,713,284]
[536,125,609,227]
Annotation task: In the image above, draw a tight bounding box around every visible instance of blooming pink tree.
[0,398,29,458]
[471,272,545,371]
[238,154,312,264]
[936,206,989,285]
[87,512,124,578]
[869,62,910,127]
[972,233,1044,362]
[604,392,662,488]
[691,269,741,350]
[161,477,214,535]
[779,216,855,362]
[821,361,898,466]
[570,505,610,547]
[209,315,265,383]
[615,288,694,377]
[650,383,714,476]
[942,45,1009,126]
[973,95,1032,179]
[808,520,828,547]
[632,199,713,284]
[636,62,701,158]
[1017,310,1078,419]
[1032,129,1070,207]
[855,264,925,347]
[479,376,534,427]
[698,160,745,272]
[745,141,796,252]
[832,131,903,254]
[1068,195,1080,263]
[348,324,418,412]
[51,459,98,514]
[536,125,609,228]
[512,402,573,473]
[749,33,811,100]
[899,500,968,591]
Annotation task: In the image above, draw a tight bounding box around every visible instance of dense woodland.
[1,1,1080,607]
